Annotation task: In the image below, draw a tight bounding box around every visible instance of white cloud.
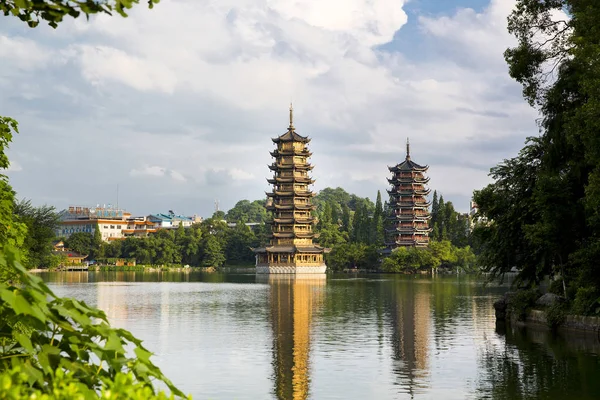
[0,35,50,69]
[130,165,166,177]
[170,170,187,182]
[5,160,23,172]
[0,0,538,214]
[229,168,255,181]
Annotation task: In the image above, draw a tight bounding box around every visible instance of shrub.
[545,302,567,330]
[572,287,600,316]
[507,289,540,321]
[0,365,185,399]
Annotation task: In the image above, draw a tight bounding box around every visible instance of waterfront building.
[147,212,194,229]
[385,139,432,249]
[123,217,158,238]
[56,205,131,242]
[253,105,327,274]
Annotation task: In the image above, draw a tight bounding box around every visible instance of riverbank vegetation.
[474,1,600,317]
[12,184,476,273]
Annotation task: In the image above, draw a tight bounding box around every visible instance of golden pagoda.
[253,105,327,274]
[385,139,432,249]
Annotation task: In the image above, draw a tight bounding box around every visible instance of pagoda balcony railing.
[394,202,430,208]
[396,187,429,193]
[269,163,313,170]
[395,225,430,230]
[256,261,324,267]
[393,210,430,216]
[275,213,312,219]
[391,213,431,220]
[389,191,431,197]
[271,150,312,157]
[387,190,429,197]
[273,200,311,206]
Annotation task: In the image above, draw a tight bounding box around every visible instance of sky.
[0,0,539,217]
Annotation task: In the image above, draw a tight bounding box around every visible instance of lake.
[40,271,600,399]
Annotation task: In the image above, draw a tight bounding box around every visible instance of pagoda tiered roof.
[388,159,428,172]
[269,217,316,224]
[270,149,312,157]
[267,203,317,211]
[267,176,315,184]
[268,163,314,171]
[266,190,316,198]
[254,105,327,273]
[387,188,431,197]
[253,244,327,254]
[271,129,311,143]
[384,138,432,250]
[387,213,432,221]
[385,225,433,234]
[387,176,430,184]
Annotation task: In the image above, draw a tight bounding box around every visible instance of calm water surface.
[40,272,600,399]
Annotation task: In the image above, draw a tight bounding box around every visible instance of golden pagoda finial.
[289,102,294,130]
[406,137,411,160]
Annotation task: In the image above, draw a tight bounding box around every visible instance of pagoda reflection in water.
[260,274,325,400]
[389,282,431,396]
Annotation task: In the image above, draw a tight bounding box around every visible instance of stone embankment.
[494,291,600,332]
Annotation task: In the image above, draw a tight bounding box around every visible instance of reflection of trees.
[475,324,600,399]
[266,275,325,400]
[388,279,431,397]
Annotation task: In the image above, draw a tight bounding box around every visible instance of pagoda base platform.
[256,264,327,274]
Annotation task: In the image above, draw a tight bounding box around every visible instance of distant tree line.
[64,218,268,268]
[15,185,476,272]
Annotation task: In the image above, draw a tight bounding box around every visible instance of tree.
[1,0,160,28]
[64,232,93,256]
[370,191,385,246]
[225,199,267,223]
[327,243,378,271]
[431,190,439,225]
[13,200,59,268]
[225,220,256,265]
[341,204,351,233]
[203,234,225,268]
[90,225,104,260]
[0,118,27,265]
[474,1,600,306]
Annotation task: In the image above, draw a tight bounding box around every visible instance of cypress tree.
[372,191,384,246]
[431,190,439,225]
[341,204,351,233]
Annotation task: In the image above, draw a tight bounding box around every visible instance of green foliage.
[202,234,225,268]
[545,302,567,330]
[476,1,600,302]
[572,287,600,316]
[370,191,385,246]
[13,200,59,269]
[225,220,256,265]
[326,243,378,271]
[380,240,475,274]
[225,200,267,223]
[0,364,187,399]
[507,289,540,322]
[429,194,469,247]
[0,0,160,28]
[0,246,185,397]
[64,232,92,256]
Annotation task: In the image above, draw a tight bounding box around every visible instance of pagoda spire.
[406,137,411,160]
[289,103,294,130]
